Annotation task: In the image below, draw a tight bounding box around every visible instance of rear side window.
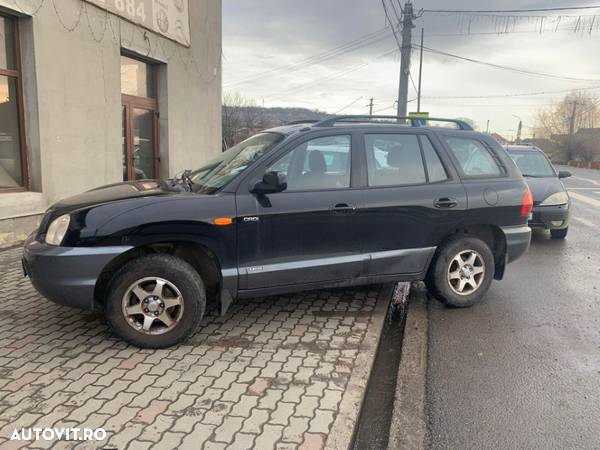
[445,137,502,177]
[365,134,426,186]
[420,136,448,182]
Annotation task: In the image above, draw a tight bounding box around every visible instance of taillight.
[520,189,533,217]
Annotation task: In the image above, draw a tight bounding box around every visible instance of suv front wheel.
[105,254,206,348]
[427,235,495,308]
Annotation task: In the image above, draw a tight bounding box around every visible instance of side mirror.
[558,170,572,179]
[251,171,287,195]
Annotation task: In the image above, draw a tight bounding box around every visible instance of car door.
[235,132,366,291]
[357,130,467,277]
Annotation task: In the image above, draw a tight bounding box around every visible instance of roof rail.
[285,119,322,125]
[313,115,474,131]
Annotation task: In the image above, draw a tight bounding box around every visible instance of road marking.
[572,216,596,228]
[569,191,600,207]
[567,188,600,191]
[572,176,600,186]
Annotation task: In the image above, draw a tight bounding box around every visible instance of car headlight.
[540,191,569,206]
[45,214,71,246]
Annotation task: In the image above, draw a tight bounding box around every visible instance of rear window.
[444,137,503,177]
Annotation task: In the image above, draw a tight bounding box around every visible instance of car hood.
[51,179,185,212]
[523,176,565,205]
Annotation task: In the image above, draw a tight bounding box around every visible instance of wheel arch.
[94,241,223,311]
[431,224,507,280]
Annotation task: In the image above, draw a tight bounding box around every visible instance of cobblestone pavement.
[0,247,387,450]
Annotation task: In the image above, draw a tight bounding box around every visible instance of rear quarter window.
[444,137,503,178]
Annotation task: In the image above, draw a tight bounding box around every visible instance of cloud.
[223,0,600,135]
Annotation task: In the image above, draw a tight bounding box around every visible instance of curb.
[325,284,393,450]
[388,283,429,450]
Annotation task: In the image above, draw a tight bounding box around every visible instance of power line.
[424,85,600,100]
[417,44,600,83]
[409,70,418,96]
[381,0,402,48]
[423,6,600,14]
[332,96,364,114]
[262,47,399,101]
[224,26,393,88]
[423,26,589,37]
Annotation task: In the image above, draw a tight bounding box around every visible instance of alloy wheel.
[447,249,485,296]
[121,277,184,335]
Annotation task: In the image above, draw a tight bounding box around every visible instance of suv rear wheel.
[105,254,206,348]
[427,235,495,307]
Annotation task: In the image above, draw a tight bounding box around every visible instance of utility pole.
[567,100,578,160]
[417,27,424,113]
[512,114,522,144]
[485,120,490,133]
[398,1,415,118]
[367,97,374,116]
[568,101,578,136]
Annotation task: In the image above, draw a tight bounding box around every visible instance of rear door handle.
[330,203,357,213]
[434,197,458,209]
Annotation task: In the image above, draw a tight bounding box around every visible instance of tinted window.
[190,132,284,193]
[507,150,555,177]
[445,137,502,177]
[420,136,447,182]
[267,135,351,190]
[365,134,426,186]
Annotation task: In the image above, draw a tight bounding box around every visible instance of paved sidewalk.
[0,247,387,450]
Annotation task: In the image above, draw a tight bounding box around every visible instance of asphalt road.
[426,166,600,450]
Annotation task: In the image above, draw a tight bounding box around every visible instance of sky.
[222,1,600,139]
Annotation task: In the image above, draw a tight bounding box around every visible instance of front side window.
[267,135,351,191]
[365,134,426,186]
[0,15,26,190]
[507,150,555,177]
[191,132,284,193]
[445,137,502,177]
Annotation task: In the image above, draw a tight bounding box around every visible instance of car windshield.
[507,150,555,177]
[189,132,284,193]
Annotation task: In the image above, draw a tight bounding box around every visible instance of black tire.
[105,254,206,348]
[426,234,495,308]
[550,227,568,239]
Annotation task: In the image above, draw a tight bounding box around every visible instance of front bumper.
[530,204,570,230]
[23,234,131,311]
[500,224,532,264]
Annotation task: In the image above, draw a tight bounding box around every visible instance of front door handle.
[434,197,458,209]
[330,203,357,213]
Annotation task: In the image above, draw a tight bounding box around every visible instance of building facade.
[0,0,222,245]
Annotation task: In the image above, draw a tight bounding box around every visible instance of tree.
[456,117,478,130]
[534,91,600,161]
[222,92,265,149]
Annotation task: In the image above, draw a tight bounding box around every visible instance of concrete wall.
[0,0,221,213]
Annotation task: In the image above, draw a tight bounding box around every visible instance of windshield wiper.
[168,170,194,192]
[180,170,194,190]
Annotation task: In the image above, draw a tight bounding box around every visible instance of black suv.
[23,116,532,348]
